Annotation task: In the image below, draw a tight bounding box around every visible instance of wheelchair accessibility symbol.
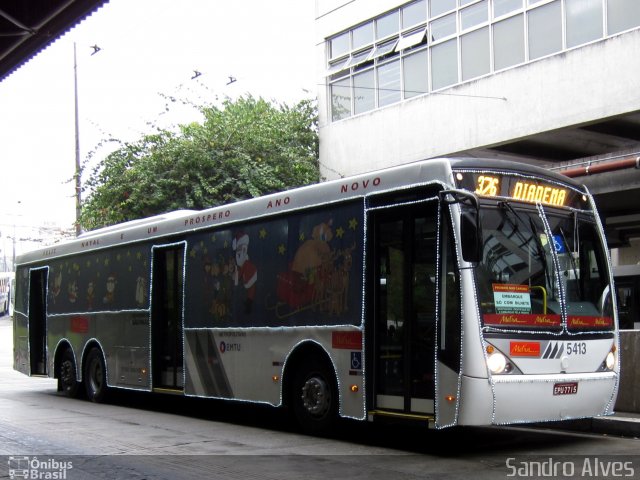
[351,352,362,370]
[552,234,566,253]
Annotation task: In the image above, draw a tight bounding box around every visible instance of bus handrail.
[530,285,547,314]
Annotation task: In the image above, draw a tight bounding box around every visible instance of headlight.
[605,351,616,370]
[599,345,617,372]
[487,351,507,374]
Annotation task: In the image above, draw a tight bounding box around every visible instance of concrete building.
[316,1,640,412]
[315,0,640,269]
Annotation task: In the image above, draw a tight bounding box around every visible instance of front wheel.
[292,357,338,435]
[84,347,109,403]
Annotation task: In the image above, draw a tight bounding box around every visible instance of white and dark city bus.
[0,272,12,316]
[613,264,640,330]
[13,158,619,432]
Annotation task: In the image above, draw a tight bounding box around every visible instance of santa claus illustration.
[232,232,257,314]
[103,273,117,305]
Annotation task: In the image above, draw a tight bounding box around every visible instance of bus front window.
[475,203,613,331]
[546,212,614,330]
[476,203,559,329]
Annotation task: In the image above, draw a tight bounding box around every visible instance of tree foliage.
[80,96,320,231]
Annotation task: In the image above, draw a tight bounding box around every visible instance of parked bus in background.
[12,158,619,433]
[0,272,12,316]
[613,265,640,330]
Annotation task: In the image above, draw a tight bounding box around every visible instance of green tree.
[80,96,320,231]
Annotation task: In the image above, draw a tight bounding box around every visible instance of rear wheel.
[292,357,338,434]
[84,347,108,402]
[58,349,81,398]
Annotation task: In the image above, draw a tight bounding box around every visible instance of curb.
[590,415,640,438]
[532,415,640,439]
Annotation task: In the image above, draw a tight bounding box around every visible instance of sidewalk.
[535,412,640,439]
[590,412,640,438]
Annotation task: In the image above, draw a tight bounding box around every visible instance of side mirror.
[460,210,482,263]
[440,189,482,264]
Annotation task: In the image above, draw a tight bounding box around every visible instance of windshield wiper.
[559,223,583,299]
[499,201,552,290]
[528,216,553,293]
[499,200,527,236]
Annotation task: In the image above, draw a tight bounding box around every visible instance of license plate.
[553,382,578,396]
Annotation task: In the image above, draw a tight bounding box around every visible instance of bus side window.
[616,285,633,330]
[440,219,461,372]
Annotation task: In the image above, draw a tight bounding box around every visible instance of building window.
[494,0,523,18]
[354,70,376,114]
[493,14,525,70]
[528,1,562,60]
[431,13,457,40]
[346,48,373,69]
[331,77,352,121]
[397,28,428,50]
[431,39,458,90]
[378,60,402,106]
[326,0,640,122]
[353,22,374,50]
[607,0,640,35]
[404,49,429,98]
[566,0,603,48]
[403,0,428,28]
[377,11,400,39]
[327,56,349,75]
[371,39,399,60]
[330,32,349,60]
[430,0,456,17]
[461,1,488,30]
[461,27,490,81]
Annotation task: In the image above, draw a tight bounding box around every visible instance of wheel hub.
[60,360,74,386]
[89,359,103,391]
[301,376,330,417]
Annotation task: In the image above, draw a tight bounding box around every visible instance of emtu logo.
[219,341,241,353]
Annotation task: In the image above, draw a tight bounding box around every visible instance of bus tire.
[292,356,338,435]
[84,347,108,403]
[58,349,82,398]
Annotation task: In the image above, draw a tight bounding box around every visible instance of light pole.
[73,42,82,236]
[11,201,20,271]
[73,42,100,237]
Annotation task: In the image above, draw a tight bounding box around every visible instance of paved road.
[0,317,638,479]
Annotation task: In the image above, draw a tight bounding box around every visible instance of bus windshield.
[476,202,613,331]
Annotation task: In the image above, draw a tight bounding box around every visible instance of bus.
[0,272,12,316]
[12,158,619,432]
[613,264,640,330]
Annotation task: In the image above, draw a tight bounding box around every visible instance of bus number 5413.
[566,342,587,355]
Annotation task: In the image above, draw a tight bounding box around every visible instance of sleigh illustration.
[276,270,314,310]
[272,246,354,319]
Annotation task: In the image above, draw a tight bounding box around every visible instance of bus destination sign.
[455,172,581,208]
[474,175,568,206]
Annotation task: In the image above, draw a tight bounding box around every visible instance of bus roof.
[16,158,585,266]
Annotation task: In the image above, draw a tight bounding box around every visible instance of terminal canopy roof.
[0,0,108,82]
